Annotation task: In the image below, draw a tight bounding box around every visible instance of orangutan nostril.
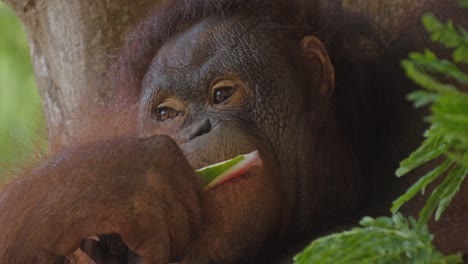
[188,118,212,140]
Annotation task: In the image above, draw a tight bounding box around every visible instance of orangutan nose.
[178,118,212,142]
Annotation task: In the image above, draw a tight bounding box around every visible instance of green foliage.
[0,3,45,180]
[461,0,468,8]
[392,13,468,225]
[294,214,462,264]
[422,14,468,63]
[295,5,467,264]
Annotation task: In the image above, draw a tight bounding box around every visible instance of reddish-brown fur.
[0,1,467,263]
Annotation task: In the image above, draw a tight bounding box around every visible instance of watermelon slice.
[196,150,263,189]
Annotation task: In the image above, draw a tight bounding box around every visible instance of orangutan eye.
[211,79,246,106]
[155,107,181,122]
[213,87,236,104]
[153,97,186,122]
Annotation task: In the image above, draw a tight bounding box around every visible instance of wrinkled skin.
[0,15,357,264]
[0,3,467,264]
[135,17,358,263]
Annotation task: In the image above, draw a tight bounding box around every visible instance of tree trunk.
[341,0,426,44]
[3,0,159,148]
[3,0,429,148]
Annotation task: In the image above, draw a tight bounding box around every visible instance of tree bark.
[341,0,426,44]
[3,0,159,148]
[2,0,431,147]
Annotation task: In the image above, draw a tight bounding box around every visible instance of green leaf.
[453,45,468,63]
[432,94,468,144]
[391,159,453,213]
[421,14,468,63]
[401,60,457,94]
[422,15,457,48]
[406,91,439,108]
[409,50,468,85]
[418,164,467,224]
[446,151,468,167]
[395,133,447,177]
[294,214,462,264]
[435,166,467,220]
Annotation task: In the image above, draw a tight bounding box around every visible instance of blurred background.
[0,2,45,180]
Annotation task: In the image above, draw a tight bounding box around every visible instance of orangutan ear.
[300,36,335,97]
